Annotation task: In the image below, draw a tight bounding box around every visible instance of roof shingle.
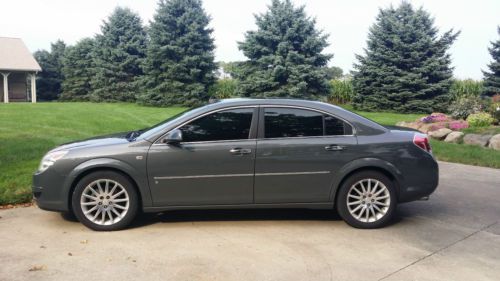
[0,37,42,72]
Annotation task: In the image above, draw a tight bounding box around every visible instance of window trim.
[258,105,356,140]
[153,106,259,145]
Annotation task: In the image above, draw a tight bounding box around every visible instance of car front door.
[254,106,357,203]
[147,107,258,206]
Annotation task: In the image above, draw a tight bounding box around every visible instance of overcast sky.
[1,0,499,79]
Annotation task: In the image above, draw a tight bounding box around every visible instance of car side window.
[264,107,353,138]
[179,108,254,142]
[325,115,353,135]
[264,108,323,138]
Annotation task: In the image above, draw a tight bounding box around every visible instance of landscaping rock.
[419,123,434,133]
[463,134,493,147]
[488,134,500,150]
[396,121,421,130]
[444,131,464,143]
[428,128,452,140]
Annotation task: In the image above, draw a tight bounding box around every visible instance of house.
[0,37,42,103]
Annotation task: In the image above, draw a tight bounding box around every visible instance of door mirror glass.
[162,129,183,144]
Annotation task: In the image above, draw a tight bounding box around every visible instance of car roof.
[141,98,388,142]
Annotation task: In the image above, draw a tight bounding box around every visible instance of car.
[33,98,438,231]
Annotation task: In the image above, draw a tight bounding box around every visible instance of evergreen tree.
[91,7,146,102]
[60,38,95,101]
[33,40,66,101]
[139,0,217,106]
[236,0,332,99]
[482,26,500,97]
[352,2,459,113]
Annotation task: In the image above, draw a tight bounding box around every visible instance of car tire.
[72,171,138,231]
[336,171,396,229]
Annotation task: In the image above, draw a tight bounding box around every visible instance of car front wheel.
[72,171,138,231]
[336,171,396,229]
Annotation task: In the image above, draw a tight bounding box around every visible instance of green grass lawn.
[0,102,498,205]
[0,103,185,205]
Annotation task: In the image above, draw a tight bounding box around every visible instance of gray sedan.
[33,99,438,231]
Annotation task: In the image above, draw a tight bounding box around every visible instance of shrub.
[420,113,448,123]
[448,120,469,130]
[449,79,483,101]
[209,78,238,99]
[466,112,495,127]
[449,96,484,120]
[328,79,354,104]
[489,94,500,122]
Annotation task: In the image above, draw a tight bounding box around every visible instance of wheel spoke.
[81,201,97,206]
[369,206,377,220]
[374,201,389,207]
[348,194,361,200]
[96,182,104,194]
[348,200,362,206]
[114,204,127,210]
[109,182,118,195]
[88,186,99,196]
[111,208,122,218]
[84,205,98,214]
[113,198,128,203]
[104,180,109,194]
[366,179,371,193]
[82,194,97,201]
[112,189,125,199]
[372,204,383,213]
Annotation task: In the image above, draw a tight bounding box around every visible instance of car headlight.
[38,150,68,172]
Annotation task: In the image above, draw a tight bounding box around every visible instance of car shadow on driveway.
[128,208,343,229]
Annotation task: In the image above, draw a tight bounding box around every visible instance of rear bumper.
[32,169,69,212]
[398,156,439,203]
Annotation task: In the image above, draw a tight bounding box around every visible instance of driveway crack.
[377,220,499,281]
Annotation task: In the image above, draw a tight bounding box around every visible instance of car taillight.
[413,134,432,153]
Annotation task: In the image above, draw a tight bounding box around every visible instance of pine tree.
[236,0,332,99]
[33,40,66,101]
[352,2,459,113]
[482,27,500,97]
[138,0,217,106]
[60,38,95,101]
[91,7,146,102]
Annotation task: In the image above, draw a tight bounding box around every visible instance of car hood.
[53,132,131,152]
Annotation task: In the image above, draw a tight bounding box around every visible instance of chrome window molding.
[153,104,357,145]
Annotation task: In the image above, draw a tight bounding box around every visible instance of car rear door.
[147,107,258,206]
[254,106,357,203]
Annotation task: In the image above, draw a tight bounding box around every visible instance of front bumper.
[32,169,70,212]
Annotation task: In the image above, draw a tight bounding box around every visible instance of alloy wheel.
[346,178,391,223]
[80,179,130,226]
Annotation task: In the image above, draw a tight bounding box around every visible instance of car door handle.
[229,148,252,155]
[325,145,345,151]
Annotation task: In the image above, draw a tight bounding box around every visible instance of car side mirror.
[162,129,183,144]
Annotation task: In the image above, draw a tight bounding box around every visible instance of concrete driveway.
[1,161,499,281]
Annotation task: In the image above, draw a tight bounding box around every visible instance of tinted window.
[264,107,353,138]
[180,108,253,142]
[264,108,323,138]
[325,115,353,135]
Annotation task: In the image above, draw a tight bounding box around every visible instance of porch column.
[2,72,9,103]
[30,73,37,103]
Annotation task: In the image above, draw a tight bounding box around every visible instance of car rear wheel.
[72,171,138,231]
[336,171,396,229]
